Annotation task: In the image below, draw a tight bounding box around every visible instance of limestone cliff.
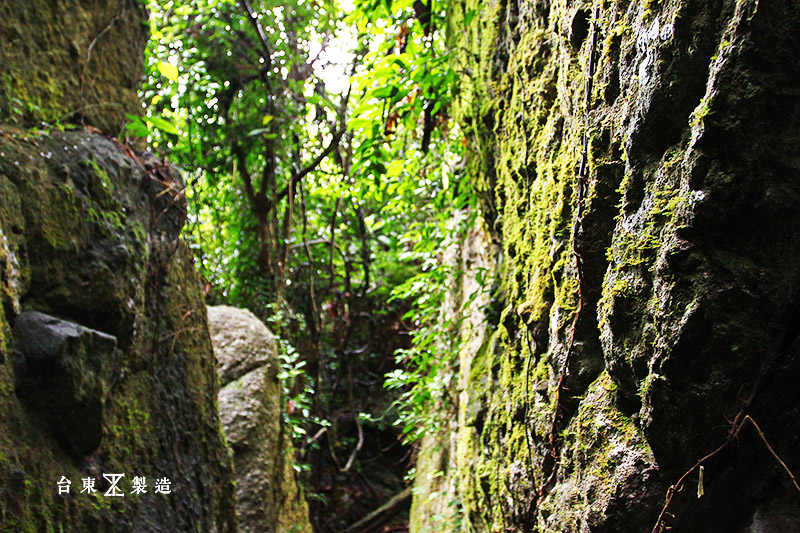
[412,0,800,531]
[0,1,236,530]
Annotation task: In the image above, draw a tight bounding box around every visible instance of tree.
[138,0,468,528]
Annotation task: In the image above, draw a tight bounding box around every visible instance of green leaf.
[247,128,277,138]
[147,115,179,135]
[372,85,398,99]
[387,160,404,178]
[349,118,372,130]
[125,121,150,138]
[124,113,150,138]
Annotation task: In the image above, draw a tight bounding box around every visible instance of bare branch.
[343,487,412,533]
[276,126,346,203]
[241,0,273,70]
[744,415,800,493]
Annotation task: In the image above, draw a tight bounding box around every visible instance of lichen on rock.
[0,127,236,532]
[0,0,147,133]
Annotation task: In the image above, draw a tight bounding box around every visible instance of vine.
[536,1,601,504]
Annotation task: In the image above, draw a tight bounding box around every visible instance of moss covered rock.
[412,0,800,531]
[0,128,236,532]
[0,0,147,132]
[209,305,311,533]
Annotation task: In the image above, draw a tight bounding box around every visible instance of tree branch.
[232,140,257,205]
[343,487,413,533]
[241,0,273,70]
[276,126,346,203]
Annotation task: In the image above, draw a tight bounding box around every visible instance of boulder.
[209,305,311,533]
[0,127,236,531]
[12,311,119,458]
[412,0,800,531]
[0,1,237,530]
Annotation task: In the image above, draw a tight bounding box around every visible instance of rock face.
[0,126,236,532]
[0,0,147,132]
[0,1,236,530]
[409,215,498,532]
[208,305,311,533]
[412,1,800,532]
[12,311,120,459]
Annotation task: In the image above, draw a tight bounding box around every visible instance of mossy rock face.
[0,0,147,133]
[413,0,800,531]
[0,128,236,532]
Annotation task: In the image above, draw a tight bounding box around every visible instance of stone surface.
[0,0,147,133]
[210,304,278,386]
[209,305,311,533]
[0,127,235,532]
[412,0,800,531]
[410,213,497,532]
[0,1,246,531]
[13,311,119,458]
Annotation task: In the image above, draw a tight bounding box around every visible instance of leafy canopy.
[137,0,476,503]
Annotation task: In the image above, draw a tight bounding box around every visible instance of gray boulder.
[12,311,119,458]
[208,305,311,533]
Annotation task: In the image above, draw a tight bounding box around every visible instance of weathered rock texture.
[208,305,311,533]
[412,0,800,531]
[0,1,236,531]
[409,214,498,533]
[0,0,148,133]
[0,125,236,532]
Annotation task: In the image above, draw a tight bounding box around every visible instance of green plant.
[141,0,474,523]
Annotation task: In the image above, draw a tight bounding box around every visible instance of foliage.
[138,0,473,524]
[343,0,478,445]
[140,0,340,307]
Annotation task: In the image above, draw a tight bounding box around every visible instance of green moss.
[0,120,238,530]
[435,0,598,526]
[78,157,130,234]
[689,95,713,129]
[277,435,312,532]
[37,183,82,250]
[102,372,154,479]
[81,158,115,197]
[0,0,147,132]
[534,372,654,529]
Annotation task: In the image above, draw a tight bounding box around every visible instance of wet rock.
[0,1,235,530]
